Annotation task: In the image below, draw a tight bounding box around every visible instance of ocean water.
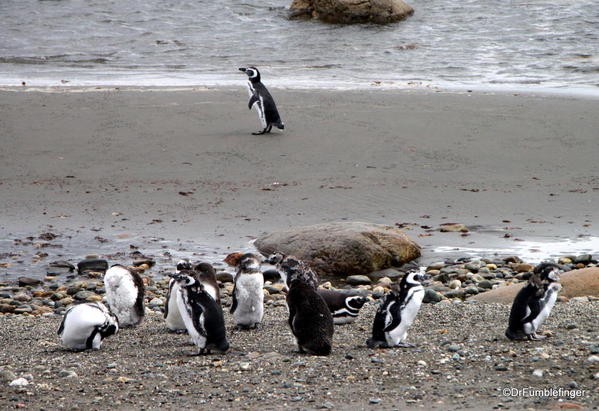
[0,0,598,92]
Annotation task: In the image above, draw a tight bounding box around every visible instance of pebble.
[423,289,443,303]
[18,277,42,287]
[0,370,17,383]
[9,378,29,387]
[345,275,371,286]
[149,298,164,307]
[369,398,382,404]
[586,355,599,363]
[321,401,335,409]
[532,369,544,377]
[448,279,461,289]
[447,344,461,353]
[58,370,78,378]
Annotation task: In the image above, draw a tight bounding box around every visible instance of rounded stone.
[345,275,372,286]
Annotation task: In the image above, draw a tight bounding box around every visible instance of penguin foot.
[252,129,267,135]
[395,342,417,349]
[528,333,547,341]
[366,338,389,349]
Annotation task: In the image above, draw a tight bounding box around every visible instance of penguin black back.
[239,66,284,135]
[506,262,562,341]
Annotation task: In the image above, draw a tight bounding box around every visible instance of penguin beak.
[238,67,247,73]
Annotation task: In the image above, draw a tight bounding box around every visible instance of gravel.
[1,299,598,409]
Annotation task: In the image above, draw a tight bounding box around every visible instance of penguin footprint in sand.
[239,66,284,135]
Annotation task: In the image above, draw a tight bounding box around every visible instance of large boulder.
[290,0,414,24]
[254,221,421,278]
[471,267,599,304]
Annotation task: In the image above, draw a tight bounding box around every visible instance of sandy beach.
[1,87,598,266]
[1,87,599,409]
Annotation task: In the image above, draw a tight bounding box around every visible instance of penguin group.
[58,255,564,356]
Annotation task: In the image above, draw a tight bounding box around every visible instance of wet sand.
[0,87,598,268]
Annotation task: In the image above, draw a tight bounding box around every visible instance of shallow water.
[1,0,598,92]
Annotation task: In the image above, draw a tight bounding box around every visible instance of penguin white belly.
[176,288,206,350]
[247,82,266,128]
[165,281,186,331]
[333,308,358,325]
[202,283,218,303]
[531,283,560,332]
[386,288,424,346]
[60,305,106,350]
[104,268,140,326]
[234,274,264,326]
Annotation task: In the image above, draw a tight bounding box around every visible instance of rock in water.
[254,222,420,278]
[289,0,414,24]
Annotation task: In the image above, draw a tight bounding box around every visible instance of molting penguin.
[317,289,369,325]
[505,262,563,341]
[103,264,145,327]
[225,252,264,330]
[164,260,220,332]
[57,302,119,351]
[367,268,427,349]
[267,253,334,355]
[239,66,284,135]
[172,273,229,355]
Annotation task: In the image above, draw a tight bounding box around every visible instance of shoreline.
[1,87,598,280]
[2,82,599,100]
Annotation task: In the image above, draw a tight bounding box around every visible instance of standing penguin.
[367,268,427,349]
[165,260,221,332]
[224,252,264,330]
[172,273,229,355]
[317,289,369,325]
[104,264,145,327]
[58,302,119,351]
[505,262,563,341]
[267,253,334,356]
[239,66,284,135]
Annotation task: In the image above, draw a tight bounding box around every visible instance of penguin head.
[346,296,369,310]
[224,252,262,273]
[176,259,192,273]
[239,66,261,82]
[402,267,429,287]
[171,273,197,287]
[265,252,285,266]
[534,262,562,283]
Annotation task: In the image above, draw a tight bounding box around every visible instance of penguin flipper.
[383,316,402,333]
[57,315,66,336]
[230,289,238,314]
[248,95,259,110]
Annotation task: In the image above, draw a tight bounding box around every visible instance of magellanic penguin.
[317,289,369,325]
[57,302,119,351]
[267,253,334,356]
[164,260,220,332]
[505,262,563,341]
[367,268,428,349]
[239,66,284,135]
[103,264,145,327]
[172,273,229,355]
[224,252,264,330]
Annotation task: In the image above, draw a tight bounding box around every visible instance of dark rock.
[503,256,523,264]
[17,277,42,287]
[255,222,421,278]
[345,275,371,286]
[478,280,493,289]
[77,258,108,275]
[573,254,594,264]
[262,269,281,282]
[290,0,413,24]
[368,268,403,281]
[216,272,234,283]
[132,259,155,267]
[47,261,75,275]
[423,288,443,303]
[73,291,95,301]
[444,289,465,299]
[0,304,15,313]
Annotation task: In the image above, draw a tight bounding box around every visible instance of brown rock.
[439,223,469,233]
[512,263,534,273]
[290,0,414,24]
[472,267,599,304]
[254,221,421,278]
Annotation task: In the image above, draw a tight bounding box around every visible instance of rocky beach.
[1,87,599,409]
